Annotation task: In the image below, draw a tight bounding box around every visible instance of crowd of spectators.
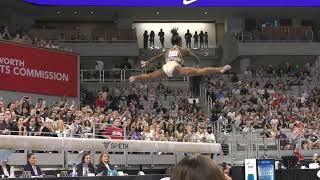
[0,25,70,51]
[204,61,320,150]
[1,43,320,151]
[0,83,215,144]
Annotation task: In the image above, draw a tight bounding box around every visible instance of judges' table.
[232,166,320,180]
[276,169,320,180]
[9,175,168,180]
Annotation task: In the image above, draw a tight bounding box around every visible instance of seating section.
[236,26,313,41]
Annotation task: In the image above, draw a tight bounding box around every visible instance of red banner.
[0,41,78,97]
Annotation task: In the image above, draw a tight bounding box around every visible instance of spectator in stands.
[40,118,57,137]
[70,116,82,138]
[128,122,141,140]
[195,124,206,143]
[82,120,93,138]
[275,128,290,150]
[185,30,192,48]
[199,31,204,48]
[1,26,11,40]
[289,123,303,148]
[96,152,116,176]
[35,110,44,124]
[0,160,11,178]
[0,113,9,135]
[154,124,165,141]
[23,153,43,177]
[9,116,27,136]
[165,124,176,141]
[190,100,199,113]
[205,125,216,143]
[158,29,165,48]
[149,31,155,47]
[19,98,31,118]
[26,117,40,136]
[303,129,319,150]
[62,109,75,125]
[183,124,196,142]
[95,92,106,109]
[242,122,255,134]
[102,117,124,139]
[34,98,45,112]
[40,107,49,120]
[175,123,185,142]
[55,119,70,137]
[143,30,149,49]
[171,155,226,180]
[76,153,96,176]
[141,125,154,141]
[204,32,208,48]
[193,31,199,48]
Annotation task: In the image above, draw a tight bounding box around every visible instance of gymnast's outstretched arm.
[141,51,166,68]
[188,50,201,66]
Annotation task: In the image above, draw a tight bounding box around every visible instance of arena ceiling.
[2,0,320,22]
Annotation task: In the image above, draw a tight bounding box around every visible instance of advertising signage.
[24,0,320,6]
[0,41,78,97]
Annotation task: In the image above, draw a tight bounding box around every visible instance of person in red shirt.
[95,92,106,109]
[102,117,124,140]
[288,113,297,123]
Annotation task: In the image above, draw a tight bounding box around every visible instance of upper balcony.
[221,26,320,63]
[31,26,139,56]
[235,26,314,42]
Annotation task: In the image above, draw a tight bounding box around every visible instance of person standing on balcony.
[143,30,149,49]
[204,32,209,48]
[199,31,204,48]
[149,31,155,47]
[158,29,165,48]
[1,26,11,40]
[193,31,199,49]
[184,30,192,48]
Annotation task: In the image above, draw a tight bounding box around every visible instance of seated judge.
[0,160,10,178]
[309,153,320,169]
[312,153,320,163]
[23,153,43,177]
[96,152,116,176]
[76,153,96,176]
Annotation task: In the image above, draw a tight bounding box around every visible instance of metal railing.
[80,69,189,82]
[235,30,314,42]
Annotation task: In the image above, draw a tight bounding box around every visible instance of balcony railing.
[80,69,188,82]
[31,28,137,41]
[235,26,314,42]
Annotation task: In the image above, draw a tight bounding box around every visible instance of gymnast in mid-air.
[129,31,231,82]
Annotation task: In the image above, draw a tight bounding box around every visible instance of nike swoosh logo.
[183,0,198,5]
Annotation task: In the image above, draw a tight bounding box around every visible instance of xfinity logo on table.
[23,0,320,6]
